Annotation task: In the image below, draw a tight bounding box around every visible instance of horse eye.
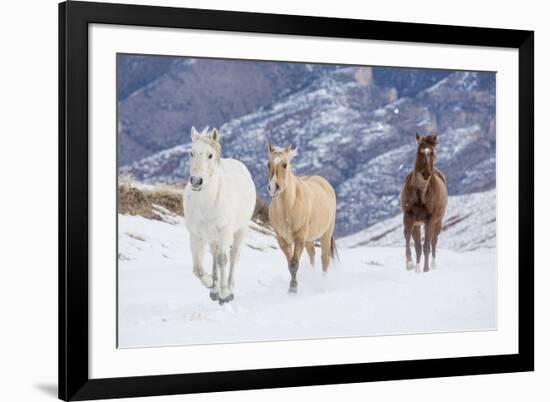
[190,152,194,157]
[282,163,287,169]
[208,154,213,159]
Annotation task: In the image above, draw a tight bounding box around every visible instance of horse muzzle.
[268,183,281,197]
[190,176,203,191]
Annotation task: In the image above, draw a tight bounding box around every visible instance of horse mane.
[268,144,298,160]
[269,147,293,160]
[196,136,221,156]
[421,134,438,147]
[270,145,287,154]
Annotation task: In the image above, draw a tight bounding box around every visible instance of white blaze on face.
[423,148,432,157]
[268,155,283,194]
[269,174,278,194]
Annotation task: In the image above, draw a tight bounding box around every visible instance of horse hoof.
[415,264,422,273]
[406,261,416,271]
[217,294,234,305]
[209,292,218,301]
[288,287,297,295]
[431,259,437,270]
[423,267,430,273]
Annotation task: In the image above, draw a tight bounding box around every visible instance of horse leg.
[320,231,332,276]
[319,213,336,275]
[190,234,213,288]
[289,238,305,294]
[276,236,293,262]
[215,231,233,305]
[305,242,315,268]
[208,258,219,301]
[227,228,246,296]
[403,214,415,270]
[208,242,219,301]
[430,221,441,270]
[276,236,294,291]
[412,225,422,272]
[423,220,433,273]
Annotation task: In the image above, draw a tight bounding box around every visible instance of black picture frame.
[59,1,534,400]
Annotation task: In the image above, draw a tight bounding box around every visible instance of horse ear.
[191,126,199,142]
[211,128,219,142]
[288,145,298,159]
[268,143,275,154]
[416,133,422,144]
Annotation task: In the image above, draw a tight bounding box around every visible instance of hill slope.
[117,56,332,165]
[120,67,495,237]
[339,189,496,251]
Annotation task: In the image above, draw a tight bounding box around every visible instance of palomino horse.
[400,133,448,273]
[183,127,256,304]
[267,144,337,293]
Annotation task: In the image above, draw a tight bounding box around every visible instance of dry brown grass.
[253,196,270,225]
[118,176,271,227]
[118,177,184,220]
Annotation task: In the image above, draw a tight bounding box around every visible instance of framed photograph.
[59,1,534,400]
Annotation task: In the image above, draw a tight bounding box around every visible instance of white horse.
[183,127,256,304]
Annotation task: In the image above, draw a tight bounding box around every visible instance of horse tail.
[330,236,339,262]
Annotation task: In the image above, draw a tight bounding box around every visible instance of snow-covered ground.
[118,204,497,348]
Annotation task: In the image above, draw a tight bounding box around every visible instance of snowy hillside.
[120,66,495,237]
[118,203,496,348]
[339,189,496,251]
[117,56,333,164]
[116,56,450,165]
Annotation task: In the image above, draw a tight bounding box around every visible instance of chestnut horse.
[400,133,448,273]
[267,144,337,293]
